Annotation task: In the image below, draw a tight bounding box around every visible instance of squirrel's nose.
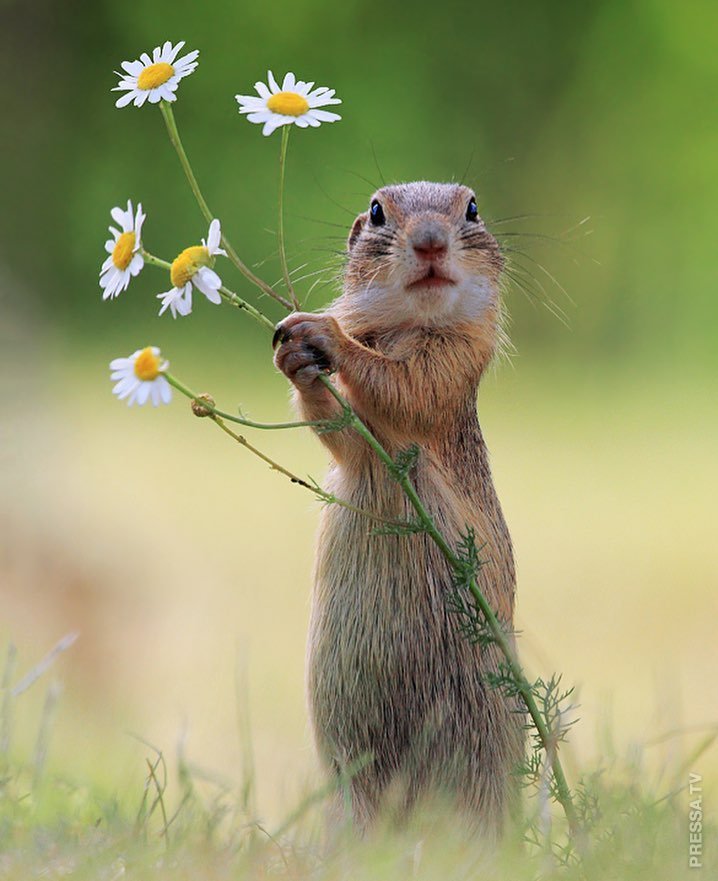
[410,224,448,261]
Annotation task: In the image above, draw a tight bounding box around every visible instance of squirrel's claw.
[272,323,289,349]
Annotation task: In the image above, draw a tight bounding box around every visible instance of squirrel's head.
[343,181,503,331]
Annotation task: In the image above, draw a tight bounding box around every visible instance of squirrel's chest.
[313,456,479,625]
[311,442,514,648]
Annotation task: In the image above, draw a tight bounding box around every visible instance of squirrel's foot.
[273,313,344,391]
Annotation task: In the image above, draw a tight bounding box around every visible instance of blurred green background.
[2,0,717,820]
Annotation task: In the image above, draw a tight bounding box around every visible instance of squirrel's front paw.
[272,312,344,390]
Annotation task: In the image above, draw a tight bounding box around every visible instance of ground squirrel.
[273,182,524,837]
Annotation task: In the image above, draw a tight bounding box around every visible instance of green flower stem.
[165,373,324,431]
[277,127,299,310]
[165,373,408,529]
[317,375,582,842]
[218,286,275,332]
[159,101,293,312]
[140,250,171,271]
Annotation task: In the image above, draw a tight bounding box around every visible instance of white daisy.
[113,41,199,108]
[157,218,227,318]
[236,71,341,137]
[110,346,172,407]
[99,200,146,300]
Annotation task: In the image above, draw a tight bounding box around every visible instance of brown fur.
[274,182,524,838]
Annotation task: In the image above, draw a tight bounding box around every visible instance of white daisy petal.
[168,40,185,63]
[100,266,115,285]
[262,118,283,136]
[116,379,140,401]
[307,86,341,106]
[116,373,140,396]
[206,219,221,253]
[134,204,145,239]
[158,288,183,318]
[157,83,176,102]
[309,109,342,123]
[113,374,136,394]
[267,70,280,92]
[115,89,138,108]
[193,267,222,301]
[175,49,199,69]
[239,104,266,115]
[282,72,296,91]
[121,60,143,75]
[136,383,151,406]
[178,285,193,315]
[255,81,271,99]
[129,254,144,276]
[202,289,223,305]
[236,93,263,105]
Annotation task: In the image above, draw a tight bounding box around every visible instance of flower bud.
[191,393,215,418]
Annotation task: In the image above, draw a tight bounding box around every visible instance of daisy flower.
[99,200,146,300]
[110,346,172,407]
[113,40,199,108]
[157,218,227,318]
[236,71,341,136]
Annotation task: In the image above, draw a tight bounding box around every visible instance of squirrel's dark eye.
[466,197,479,222]
[370,200,385,226]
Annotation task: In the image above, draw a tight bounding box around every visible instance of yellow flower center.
[134,347,162,382]
[112,231,136,270]
[267,91,310,117]
[137,62,174,91]
[170,245,211,288]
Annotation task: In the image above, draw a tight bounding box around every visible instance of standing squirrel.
[273,182,524,837]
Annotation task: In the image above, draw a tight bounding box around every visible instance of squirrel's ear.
[347,213,367,252]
